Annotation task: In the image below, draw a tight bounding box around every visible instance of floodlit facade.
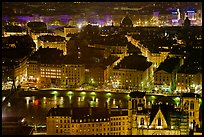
[176,72,202,93]
[181,93,201,128]
[61,64,85,88]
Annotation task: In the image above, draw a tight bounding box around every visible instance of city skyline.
[2,2,202,135]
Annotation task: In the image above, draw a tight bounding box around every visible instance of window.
[158,118,161,126]
[140,118,144,125]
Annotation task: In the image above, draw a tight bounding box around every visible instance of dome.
[121,15,133,27]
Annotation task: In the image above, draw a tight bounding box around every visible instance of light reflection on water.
[3,91,129,125]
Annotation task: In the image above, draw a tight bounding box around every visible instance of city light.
[90,92,96,96]
[80,91,86,96]
[2,2,202,135]
[67,91,74,95]
[173,97,180,107]
[51,91,58,95]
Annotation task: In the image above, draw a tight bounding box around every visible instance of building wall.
[181,96,200,128]
[154,70,172,92]
[64,27,80,36]
[110,116,129,135]
[88,67,105,86]
[61,64,85,88]
[112,69,144,90]
[26,60,39,81]
[176,72,202,93]
[40,64,62,86]
[14,57,28,83]
[38,40,67,55]
[46,115,129,135]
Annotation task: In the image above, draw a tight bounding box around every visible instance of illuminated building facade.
[112,54,152,91]
[154,57,181,92]
[46,107,129,135]
[64,26,80,35]
[181,93,201,129]
[26,48,85,88]
[26,60,39,82]
[40,64,62,87]
[176,72,202,93]
[128,91,194,135]
[61,64,85,88]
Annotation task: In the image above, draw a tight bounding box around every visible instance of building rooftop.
[47,107,111,120]
[150,103,175,129]
[177,64,201,74]
[38,35,65,42]
[181,93,201,98]
[114,53,152,71]
[155,57,180,73]
[4,25,22,32]
[27,21,47,30]
[110,108,128,116]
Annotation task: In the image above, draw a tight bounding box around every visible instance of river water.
[2,90,131,126]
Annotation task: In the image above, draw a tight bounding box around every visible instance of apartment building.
[112,53,152,91]
[37,35,67,55]
[154,57,181,92]
[46,106,129,135]
[27,48,85,88]
[176,65,202,93]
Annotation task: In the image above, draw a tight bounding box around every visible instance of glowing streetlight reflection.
[25,97,31,105]
[173,97,180,107]
[90,92,96,96]
[106,93,112,97]
[2,96,6,102]
[67,91,74,95]
[80,92,86,96]
[113,98,116,105]
[51,91,58,95]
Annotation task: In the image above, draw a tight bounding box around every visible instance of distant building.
[27,48,85,88]
[37,35,67,55]
[3,25,26,37]
[176,65,202,93]
[64,26,80,36]
[112,54,152,91]
[184,17,191,27]
[120,15,133,28]
[154,57,181,92]
[2,48,33,83]
[27,21,47,35]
